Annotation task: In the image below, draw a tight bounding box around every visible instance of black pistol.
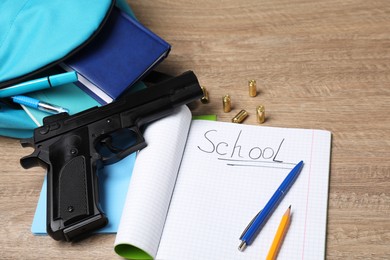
[20,71,203,241]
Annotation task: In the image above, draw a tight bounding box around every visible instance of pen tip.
[238,241,247,251]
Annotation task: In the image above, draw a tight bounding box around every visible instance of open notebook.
[114,106,332,259]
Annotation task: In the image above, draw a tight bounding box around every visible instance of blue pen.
[0,71,77,98]
[238,160,304,251]
[12,95,69,114]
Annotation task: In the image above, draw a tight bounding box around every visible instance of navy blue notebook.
[61,7,171,104]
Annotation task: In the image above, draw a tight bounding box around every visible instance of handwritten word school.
[197,129,285,162]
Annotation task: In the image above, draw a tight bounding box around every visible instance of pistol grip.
[58,156,90,225]
[47,130,107,241]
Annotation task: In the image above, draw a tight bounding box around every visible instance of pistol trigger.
[100,136,122,153]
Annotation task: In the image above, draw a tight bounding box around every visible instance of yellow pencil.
[266,205,292,260]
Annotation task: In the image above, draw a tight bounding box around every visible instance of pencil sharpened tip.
[238,241,247,251]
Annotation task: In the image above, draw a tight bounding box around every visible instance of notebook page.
[157,120,331,259]
[114,106,192,258]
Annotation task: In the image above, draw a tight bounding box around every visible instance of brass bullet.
[248,80,257,97]
[223,94,231,113]
[232,109,248,123]
[256,105,265,124]
[200,86,209,104]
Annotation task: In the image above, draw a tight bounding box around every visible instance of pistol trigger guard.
[116,128,147,159]
[100,128,147,165]
[109,139,147,164]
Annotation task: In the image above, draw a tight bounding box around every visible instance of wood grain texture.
[1,0,389,259]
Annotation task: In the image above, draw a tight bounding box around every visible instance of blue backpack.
[0,0,135,138]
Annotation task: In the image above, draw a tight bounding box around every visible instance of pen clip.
[240,209,262,239]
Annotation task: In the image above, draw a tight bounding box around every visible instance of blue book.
[61,7,171,104]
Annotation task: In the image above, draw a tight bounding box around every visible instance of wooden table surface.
[1,0,389,259]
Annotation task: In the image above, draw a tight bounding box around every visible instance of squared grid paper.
[156,121,331,260]
[114,106,192,257]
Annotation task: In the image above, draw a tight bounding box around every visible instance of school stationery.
[0,72,77,98]
[19,82,101,126]
[12,96,69,114]
[114,106,332,259]
[266,206,292,260]
[239,161,304,251]
[61,7,171,104]
[19,77,146,127]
